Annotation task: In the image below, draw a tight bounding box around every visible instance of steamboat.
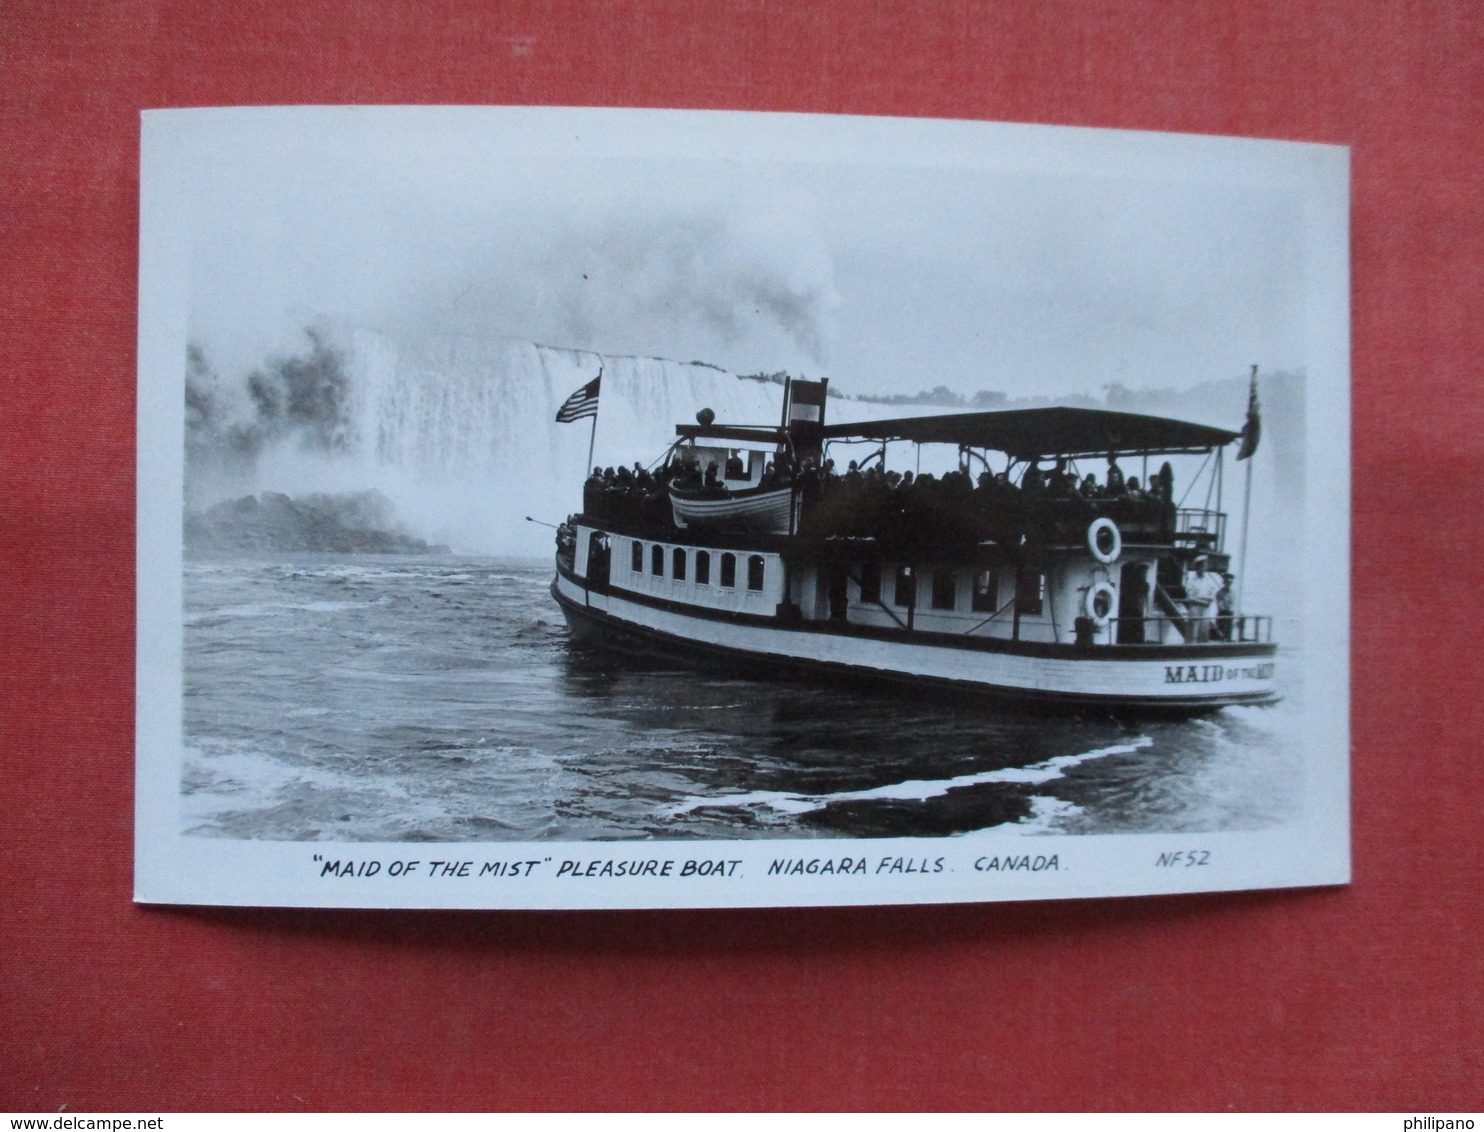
[551,377,1277,712]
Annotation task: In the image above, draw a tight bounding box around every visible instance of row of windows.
[631,541,766,592]
[856,565,1045,616]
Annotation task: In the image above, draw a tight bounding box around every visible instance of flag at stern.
[1236,364,1261,461]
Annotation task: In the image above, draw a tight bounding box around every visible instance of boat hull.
[552,571,1278,714]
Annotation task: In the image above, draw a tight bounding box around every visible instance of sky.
[170,106,1326,401]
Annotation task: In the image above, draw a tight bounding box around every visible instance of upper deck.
[583,401,1239,559]
[568,398,1269,652]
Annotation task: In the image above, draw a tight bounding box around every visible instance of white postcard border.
[135,106,1350,910]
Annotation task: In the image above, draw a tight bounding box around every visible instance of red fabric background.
[3,0,1480,1112]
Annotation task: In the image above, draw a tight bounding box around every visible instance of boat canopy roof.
[674,423,788,445]
[819,406,1240,460]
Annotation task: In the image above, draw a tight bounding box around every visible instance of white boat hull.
[553,570,1277,711]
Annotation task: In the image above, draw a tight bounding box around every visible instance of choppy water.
[181,555,1301,841]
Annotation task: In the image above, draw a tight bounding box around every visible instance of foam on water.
[182,732,583,841]
[181,740,408,832]
[667,737,1153,820]
[1012,795,1085,835]
[184,598,384,624]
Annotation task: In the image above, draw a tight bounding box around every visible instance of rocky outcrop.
[184,490,448,555]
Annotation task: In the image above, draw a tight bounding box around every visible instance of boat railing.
[1033,496,1174,544]
[1103,613,1273,645]
[1174,508,1226,550]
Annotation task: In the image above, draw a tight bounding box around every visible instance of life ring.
[1085,581,1117,627]
[1087,517,1122,564]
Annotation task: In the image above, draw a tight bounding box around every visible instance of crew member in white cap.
[1184,556,1222,641]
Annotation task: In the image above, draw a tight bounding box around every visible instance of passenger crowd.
[583,450,1181,547]
[797,454,1180,546]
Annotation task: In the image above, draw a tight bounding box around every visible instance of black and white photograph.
[136,106,1349,908]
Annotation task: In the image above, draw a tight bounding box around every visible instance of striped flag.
[555,371,601,423]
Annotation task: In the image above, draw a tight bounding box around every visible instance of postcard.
[136,106,1349,908]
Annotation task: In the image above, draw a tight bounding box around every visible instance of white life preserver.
[1085,581,1117,627]
[1087,517,1122,564]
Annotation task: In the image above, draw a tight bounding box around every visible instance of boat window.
[720,553,736,588]
[971,568,999,613]
[631,540,644,574]
[695,551,711,586]
[1015,570,1045,616]
[651,544,665,576]
[931,568,957,611]
[858,563,881,605]
[893,566,915,608]
[747,555,766,592]
[673,547,687,581]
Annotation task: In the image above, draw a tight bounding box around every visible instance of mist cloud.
[403,192,840,375]
[181,109,1312,402]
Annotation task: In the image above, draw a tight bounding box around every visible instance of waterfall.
[237,327,794,556]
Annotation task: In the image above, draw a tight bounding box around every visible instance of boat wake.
[666,737,1153,820]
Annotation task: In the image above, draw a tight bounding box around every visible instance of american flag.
[555,371,601,423]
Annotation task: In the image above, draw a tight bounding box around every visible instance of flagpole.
[1237,364,1257,617]
[585,365,602,473]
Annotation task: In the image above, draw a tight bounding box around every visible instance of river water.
[181,555,1301,842]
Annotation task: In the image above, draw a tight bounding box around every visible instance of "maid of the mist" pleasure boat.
[552,374,1276,713]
